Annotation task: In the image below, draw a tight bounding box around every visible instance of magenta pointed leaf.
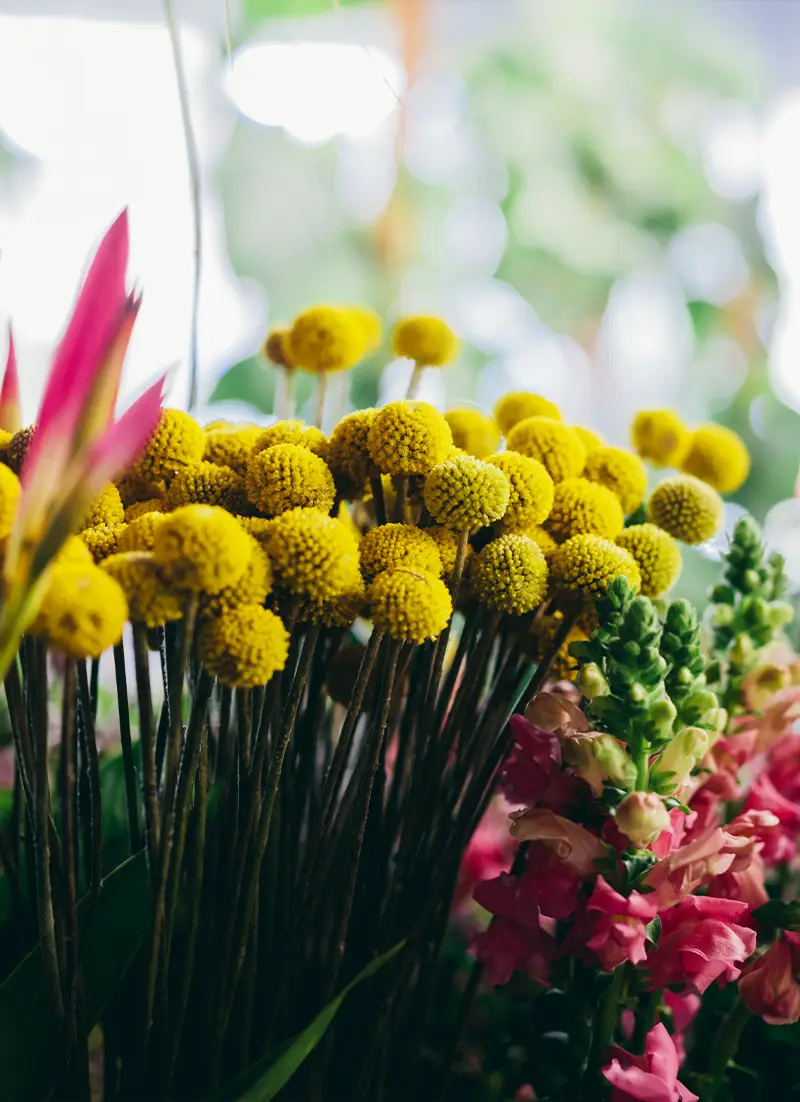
[0,327,21,433]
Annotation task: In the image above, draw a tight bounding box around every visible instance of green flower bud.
[766,601,794,629]
[593,735,637,790]
[709,584,735,605]
[703,707,728,732]
[647,696,678,732]
[742,568,763,593]
[577,663,609,699]
[614,791,671,847]
[653,726,709,793]
[563,735,608,795]
[628,683,648,706]
[729,633,756,668]
[712,605,735,628]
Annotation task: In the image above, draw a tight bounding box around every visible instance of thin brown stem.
[133,624,159,878]
[113,641,141,855]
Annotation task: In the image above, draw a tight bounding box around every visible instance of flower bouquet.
[0,214,792,1102]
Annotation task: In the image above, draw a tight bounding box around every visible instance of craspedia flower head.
[266,507,361,601]
[545,477,625,543]
[124,498,165,522]
[251,419,329,461]
[1,425,35,475]
[368,567,452,643]
[36,563,128,658]
[551,534,641,598]
[166,461,245,511]
[204,425,262,476]
[359,523,442,583]
[506,417,586,483]
[444,408,501,459]
[572,426,604,455]
[245,443,335,517]
[472,534,548,615]
[82,523,127,563]
[287,306,365,374]
[81,484,124,530]
[344,306,382,354]
[56,535,93,567]
[299,575,366,628]
[513,524,559,562]
[131,408,205,481]
[486,451,554,529]
[423,455,509,531]
[199,604,289,688]
[0,429,12,452]
[199,540,272,620]
[680,423,750,494]
[494,393,561,436]
[425,525,475,579]
[583,446,648,514]
[616,523,682,597]
[117,472,166,508]
[0,462,20,540]
[647,475,723,545]
[236,516,273,547]
[327,408,378,497]
[393,316,458,367]
[263,327,292,367]
[367,401,452,476]
[117,511,167,553]
[631,409,690,467]
[101,552,184,628]
[153,504,252,594]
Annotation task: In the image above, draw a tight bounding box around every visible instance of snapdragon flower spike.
[0,327,21,433]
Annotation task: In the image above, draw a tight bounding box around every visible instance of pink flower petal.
[0,326,21,433]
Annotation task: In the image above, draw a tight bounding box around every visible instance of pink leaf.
[0,326,21,433]
[79,376,165,493]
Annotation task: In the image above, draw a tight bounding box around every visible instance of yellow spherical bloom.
[199,541,272,620]
[486,451,554,529]
[251,420,329,461]
[327,409,377,498]
[369,567,452,643]
[423,455,509,531]
[199,604,289,688]
[631,409,690,467]
[583,446,648,514]
[616,523,682,597]
[572,426,604,455]
[266,507,361,601]
[506,417,586,483]
[393,316,458,367]
[287,306,365,374]
[367,401,452,476]
[236,516,273,546]
[494,393,562,435]
[36,563,128,658]
[546,477,624,543]
[1,425,35,476]
[124,498,165,522]
[117,511,166,553]
[513,524,559,562]
[101,552,184,628]
[82,523,127,563]
[647,475,723,545]
[472,534,548,615]
[166,461,245,511]
[425,526,475,579]
[153,504,252,594]
[0,429,12,451]
[263,327,292,367]
[359,523,442,582]
[204,425,262,476]
[81,484,124,530]
[56,535,93,567]
[117,473,166,508]
[299,576,366,628]
[680,424,750,494]
[245,443,335,517]
[343,306,382,354]
[0,463,20,540]
[551,534,641,598]
[131,408,205,481]
[444,408,501,459]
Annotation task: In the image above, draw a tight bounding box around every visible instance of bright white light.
[698,502,748,562]
[703,102,762,201]
[228,42,405,144]
[668,223,749,306]
[764,498,800,588]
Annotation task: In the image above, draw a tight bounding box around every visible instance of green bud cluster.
[659,599,716,729]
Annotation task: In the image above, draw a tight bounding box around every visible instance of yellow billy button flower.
[423,455,509,531]
[245,443,335,517]
[631,409,690,467]
[393,316,458,367]
[344,306,382,355]
[368,401,452,476]
[0,429,13,452]
[131,408,205,481]
[0,463,21,540]
[123,498,164,522]
[101,552,183,628]
[56,535,93,567]
[117,511,167,554]
[204,425,262,476]
[514,524,559,562]
[616,524,682,597]
[287,306,365,374]
[251,420,329,461]
[153,504,252,594]
[546,478,624,543]
[369,567,452,644]
[36,563,128,658]
[444,408,501,460]
[506,416,586,483]
[472,534,548,616]
[166,461,246,511]
[199,604,289,688]
[0,425,35,475]
[680,423,750,494]
[486,452,554,529]
[263,327,292,367]
[647,475,723,545]
[236,516,273,547]
[583,446,648,515]
[326,409,377,497]
[82,523,127,563]
[81,483,124,529]
[551,534,641,598]
[572,426,604,455]
[266,507,361,602]
[299,576,366,628]
[426,526,475,579]
[614,791,671,848]
[199,541,273,620]
[494,393,561,435]
[359,523,443,582]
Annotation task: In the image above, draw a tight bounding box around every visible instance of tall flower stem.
[707,997,751,1100]
[315,373,328,431]
[132,624,159,877]
[406,361,424,399]
[77,661,102,928]
[113,640,141,855]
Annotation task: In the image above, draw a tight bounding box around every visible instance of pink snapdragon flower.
[739,932,800,1025]
[743,774,800,866]
[602,1022,698,1102]
[469,913,556,987]
[508,808,604,877]
[646,896,756,994]
[454,798,516,916]
[584,876,657,971]
[765,732,800,803]
[475,842,582,923]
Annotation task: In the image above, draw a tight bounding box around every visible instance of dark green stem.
[113,641,141,855]
[707,997,750,1100]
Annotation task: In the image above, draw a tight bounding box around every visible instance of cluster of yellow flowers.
[0,311,750,688]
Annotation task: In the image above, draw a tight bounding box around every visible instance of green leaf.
[0,852,150,1101]
[222,940,405,1102]
[645,915,662,948]
[244,0,369,20]
[753,899,800,935]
